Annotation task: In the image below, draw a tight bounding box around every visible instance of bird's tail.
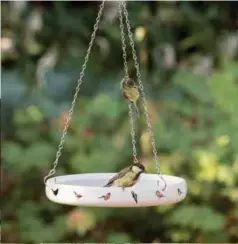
[103,183,110,187]
[133,102,140,118]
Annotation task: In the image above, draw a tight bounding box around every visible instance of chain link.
[118,1,129,78]
[121,2,165,187]
[44,1,105,184]
[128,103,139,164]
[118,2,138,164]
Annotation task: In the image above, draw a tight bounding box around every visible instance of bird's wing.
[122,90,129,100]
[104,167,130,187]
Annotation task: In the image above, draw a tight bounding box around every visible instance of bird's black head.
[126,78,136,88]
[121,77,136,88]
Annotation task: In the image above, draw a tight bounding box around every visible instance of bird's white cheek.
[132,166,141,174]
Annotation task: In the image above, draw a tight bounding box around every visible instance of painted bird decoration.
[131,191,138,203]
[120,77,140,117]
[51,188,59,196]
[104,163,146,190]
[156,190,165,199]
[74,191,83,199]
[98,192,111,201]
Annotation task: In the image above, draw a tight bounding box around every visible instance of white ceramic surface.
[45,173,187,207]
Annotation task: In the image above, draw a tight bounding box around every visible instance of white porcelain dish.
[45,173,187,207]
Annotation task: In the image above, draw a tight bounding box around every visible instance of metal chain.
[128,103,139,164]
[118,2,138,164]
[44,1,105,184]
[121,2,165,187]
[118,1,129,78]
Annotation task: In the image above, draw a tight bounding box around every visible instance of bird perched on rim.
[103,163,146,190]
[120,77,140,117]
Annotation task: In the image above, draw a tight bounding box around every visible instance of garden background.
[1,1,238,243]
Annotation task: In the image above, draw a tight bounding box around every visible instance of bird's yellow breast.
[124,87,140,102]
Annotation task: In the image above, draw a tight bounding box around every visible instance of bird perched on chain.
[103,163,146,190]
[120,77,140,117]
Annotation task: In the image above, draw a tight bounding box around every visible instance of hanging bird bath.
[44,1,187,207]
[45,173,187,207]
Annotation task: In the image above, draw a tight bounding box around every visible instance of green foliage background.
[1,1,238,243]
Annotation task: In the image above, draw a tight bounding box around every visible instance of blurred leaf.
[15,127,41,142]
[107,232,131,244]
[17,202,66,242]
[70,149,118,173]
[14,106,45,124]
[168,229,192,243]
[19,141,55,172]
[223,61,238,78]
[2,142,23,167]
[172,69,213,104]
[45,70,75,101]
[2,71,26,107]
[64,134,85,152]
[167,205,226,232]
[87,94,121,120]
[208,63,238,123]
[203,231,230,242]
